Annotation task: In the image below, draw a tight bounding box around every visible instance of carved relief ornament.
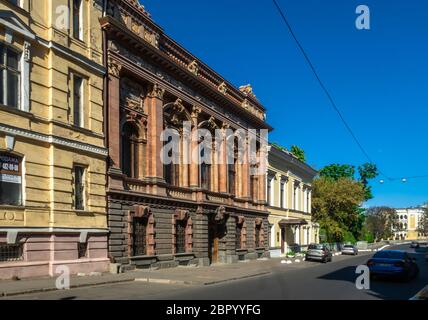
[187,60,199,75]
[218,82,227,95]
[108,57,122,77]
[148,83,165,99]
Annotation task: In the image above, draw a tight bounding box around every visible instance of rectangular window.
[73,165,85,210]
[228,163,235,195]
[0,244,23,262]
[236,223,242,250]
[0,152,23,206]
[280,182,285,208]
[133,217,147,256]
[267,178,271,205]
[255,225,261,248]
[0,43,20,109]
[73,75,83,127]
[175,221,186,254]
[77,242,88,259]
[7,0,20,7]
[73,0,83,40]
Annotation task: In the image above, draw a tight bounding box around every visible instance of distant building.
[267,145,319,257]
[393,207,426,240]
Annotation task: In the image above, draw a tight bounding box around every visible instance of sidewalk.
[0,258,274,297]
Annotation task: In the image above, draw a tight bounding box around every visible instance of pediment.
[0,10,35,41]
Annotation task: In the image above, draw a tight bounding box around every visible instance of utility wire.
[271,0,427,183]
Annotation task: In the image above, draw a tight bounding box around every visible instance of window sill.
[74,210,94,217]
[0,104,34,119]
[70,124,96,136]
[0,205,25,210]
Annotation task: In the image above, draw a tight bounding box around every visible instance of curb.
[203,271,272,286]
[136,271,272,287]
[0,278,135,298]
[410,285,428,300]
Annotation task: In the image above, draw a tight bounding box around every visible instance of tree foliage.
[417,206,428,237]
[364,207,398,242]
[311,177,366,242]
[319,163,378,201]
[290,145,306,163]
[319,164,355,180]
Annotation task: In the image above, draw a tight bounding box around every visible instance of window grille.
[133,217,147,256]
[0,244,23,262]
[176,220,186,254]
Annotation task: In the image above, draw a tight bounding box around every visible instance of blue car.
[366,250,419,281]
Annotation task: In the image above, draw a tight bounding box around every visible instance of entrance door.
[281,228,285,254]
[208,223,219,264]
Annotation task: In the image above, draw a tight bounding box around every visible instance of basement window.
[78,242,88,259]
[0,244,23,262]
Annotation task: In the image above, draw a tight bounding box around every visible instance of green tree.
[364,207,398,242]
[290,145,306,163]
[358,163,379,200]
[319,164,355,180]
[311,177,366,242]
[417,205,428,237]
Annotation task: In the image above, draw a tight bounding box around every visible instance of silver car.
[341,244,358,255]
[306,244,333,263]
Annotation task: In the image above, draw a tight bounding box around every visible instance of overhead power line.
[271,0,428,183]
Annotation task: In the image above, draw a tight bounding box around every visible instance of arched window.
[121,122,140,178]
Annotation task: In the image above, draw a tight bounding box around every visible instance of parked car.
[366,250,419,281]
[410,241,420,249]
[306,244,333,263]
[341,244,358,256]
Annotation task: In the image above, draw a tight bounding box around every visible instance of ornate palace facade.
[0,0,108,279]
[102,0,272,269]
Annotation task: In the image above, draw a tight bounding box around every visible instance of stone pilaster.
[189,106,201,188]
[146,84,165,183]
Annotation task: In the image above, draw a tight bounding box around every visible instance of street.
[4,244,427,300]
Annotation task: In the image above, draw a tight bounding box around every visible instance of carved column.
[218,125,228,193]
[181,130,190,188]
[147,84,165,183]
[241,138,250,199]
[212,142,219,192]
[257,147,267,203]
[189,106,201,188]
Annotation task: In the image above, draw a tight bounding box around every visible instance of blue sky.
[140,0,428,208]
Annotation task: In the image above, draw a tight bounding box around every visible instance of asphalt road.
[5,244,428,300]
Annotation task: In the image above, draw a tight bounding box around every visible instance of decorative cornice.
[0,124,108,157]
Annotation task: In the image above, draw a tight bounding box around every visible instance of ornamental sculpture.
[218,82,227,95]
[187,60,199,75]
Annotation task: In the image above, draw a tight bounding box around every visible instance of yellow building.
[267,145,319,257]
[0,0,108,279]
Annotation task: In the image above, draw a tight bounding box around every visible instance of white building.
[393,207,426,240]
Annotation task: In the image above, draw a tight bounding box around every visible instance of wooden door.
[208,223,219,264]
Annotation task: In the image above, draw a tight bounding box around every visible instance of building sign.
[0,153,22,184]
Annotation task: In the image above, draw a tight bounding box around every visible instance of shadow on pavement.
[317,252,428,300]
